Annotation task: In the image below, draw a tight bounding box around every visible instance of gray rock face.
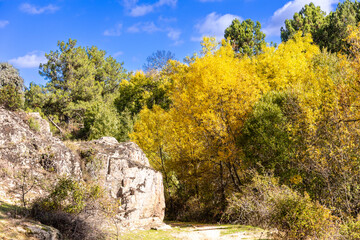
[0,109,165,231]
[0,107,81,176]
[22,221,62,240]
[79,137,165,229]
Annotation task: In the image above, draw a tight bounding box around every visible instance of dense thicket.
[130,27,360,238]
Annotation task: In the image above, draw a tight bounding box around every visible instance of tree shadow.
[0,200,27,219]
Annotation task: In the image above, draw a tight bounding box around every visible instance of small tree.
[0,63,24,91]
[0,85,23,110]
[0,63,24,110]
[13,168,38,208]
[143,50,176,72]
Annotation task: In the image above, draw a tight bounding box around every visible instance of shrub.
[79,148,103,179]
[28,117,40,132]
[30,209,107,240]
[31,177,118,240]
[173,196,219,223]
[272,192,336,239]
[0,84,22,110]
[222,173,337,239]
[340,218,360,239]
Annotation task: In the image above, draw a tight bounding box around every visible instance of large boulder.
[78,137,165,229]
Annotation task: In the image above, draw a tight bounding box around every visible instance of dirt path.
[171,225,269,240]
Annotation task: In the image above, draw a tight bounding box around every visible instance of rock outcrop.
[0,107,81,176]
[0,107,166,235]
[78,137,165,229]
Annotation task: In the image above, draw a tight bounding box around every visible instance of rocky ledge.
[0,107,166,238]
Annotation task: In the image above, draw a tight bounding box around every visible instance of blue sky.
[0,0,341,86]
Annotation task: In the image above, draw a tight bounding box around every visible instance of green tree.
[0,85,23,110]
[239,91,303,183]
[114,71,171,117]
[281,0,360,53]
[281,3,326,43]
[0,63,24,110]
[82,96,133,142]
[224,18,266,56]
[0,63,24,91]
[321,0,360,53]
[26,39,129,139]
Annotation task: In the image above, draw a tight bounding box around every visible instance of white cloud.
[167,29,181,40]
[171,39,184,46]
[124,0,177,17]
[127,25,140,33]
[104,23,123,36]
[127,22,182,45]
[130,5,154,17]
[0,20,9,28]
[158,16,177,23]
[156,0,177,8]
[123,0,138,8]
[113,51,124,57]
[263,0,339,37]
[9,52,46,68]
[192,12,240,41]
[142,22,161,33]
[198,0,223,2]
[20,3,59,14]
[127,22,161,33]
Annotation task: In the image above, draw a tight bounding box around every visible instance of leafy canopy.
[26,39,129,140]
[224,18,266,56]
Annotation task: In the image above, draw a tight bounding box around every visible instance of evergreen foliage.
[282,0,360,53]
[224,18,266,56]
[25,39,129,140]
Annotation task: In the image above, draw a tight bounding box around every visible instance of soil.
[169,223,270,240]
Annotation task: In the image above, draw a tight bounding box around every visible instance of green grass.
[120,228,182,240]
[0,200,26,219]
[219,224,263,235]
[119,222,270,240]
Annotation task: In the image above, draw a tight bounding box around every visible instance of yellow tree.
[132,38,267,218]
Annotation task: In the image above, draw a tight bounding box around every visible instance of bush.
[222,173,337,239]
[28,117,40,132]
[340,218,360,240]
[31,177,118,239]
[0,85,22,110]
[272,192,336,239]
[172,196,220,223]
[30,209,107,240]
